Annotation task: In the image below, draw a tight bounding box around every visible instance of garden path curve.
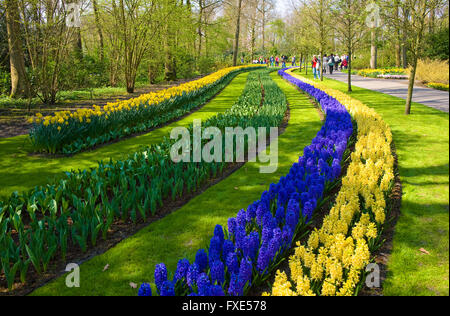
[325,72,449,113]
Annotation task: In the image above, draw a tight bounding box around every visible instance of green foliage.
[424,27,450,61]
[0,67,10,96]
[60,54,110,91]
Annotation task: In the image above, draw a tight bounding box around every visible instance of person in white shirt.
[323,54,328,74]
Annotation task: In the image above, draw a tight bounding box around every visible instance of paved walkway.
[325,72,449,113]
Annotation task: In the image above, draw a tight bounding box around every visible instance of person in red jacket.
[312,56,321,80]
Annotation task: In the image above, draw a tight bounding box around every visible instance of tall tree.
[5,0,29,98]
[335,0,366,92]
[298,0,332,81]
[232,0,243,66]
[92,0,104,61]
[403,0,446,114]
[256,0,274,53]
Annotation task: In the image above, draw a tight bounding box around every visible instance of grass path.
[30,72,323,296]
[292,69,449,296]
[0,72,250,200]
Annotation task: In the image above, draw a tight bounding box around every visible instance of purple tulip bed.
[138,68,355,297]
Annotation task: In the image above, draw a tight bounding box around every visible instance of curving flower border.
[138,68,356,297]
[265,69,395,296]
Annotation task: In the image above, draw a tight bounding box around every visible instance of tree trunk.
[93,0,104,61]
[347,48,352,92]
[74,27,83,59]
[165,1,177,81]
[232,0,243,67]
[401,8,409,69]
[370,28,377,69]
[5,0,30,99]
[394,4,401,67]
[405,55,417,115]
[262,1,266,52]
[197,5,203,58]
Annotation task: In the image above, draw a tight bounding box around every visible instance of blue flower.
[187,263,200,288]
[211,285,225,296]
[246,203,257,222]
[222,239,235,261]
[228,218,237,236]
[236,209,247,227]
[228,273,243,296]
[275,205,285,225]
[160,280,175,296]
[214,225,225,245]
[209,236,222,262]
[226,252,239,275]
[138,283,152,297]
[154,263,167,293]
[210,260,225,285]
[174,258,190,282]
[256,245,270,273]
[195,249,208,272]
[197,273,211,290]
[238,257,253,289]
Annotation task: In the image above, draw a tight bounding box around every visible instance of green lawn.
[292,69,449,296]
[0,72,250,200]
[30,72,323,296]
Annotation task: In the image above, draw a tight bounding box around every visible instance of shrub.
[412,58,450,84]
[0,67,10,96]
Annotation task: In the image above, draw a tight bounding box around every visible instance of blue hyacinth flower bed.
[138,68,354,297]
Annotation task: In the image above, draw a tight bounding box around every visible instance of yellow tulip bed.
[28,65,261,155]
[265,69,395,296]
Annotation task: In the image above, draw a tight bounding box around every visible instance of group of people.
[311,54,349,80]
[244,53,349,79]
[249,55,298,68]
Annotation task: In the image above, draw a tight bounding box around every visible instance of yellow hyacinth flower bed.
[29,65,255,127]
[264,70,395,296]
[357,68,406,78]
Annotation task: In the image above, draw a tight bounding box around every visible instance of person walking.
[270,56,274,67]
[275,56,280,67]
[282,55,287,68]
[322,54,328,74]
[328,54,335,75]
[312,56,320,80]
[334,54,340,71]
[292,55,297,67]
